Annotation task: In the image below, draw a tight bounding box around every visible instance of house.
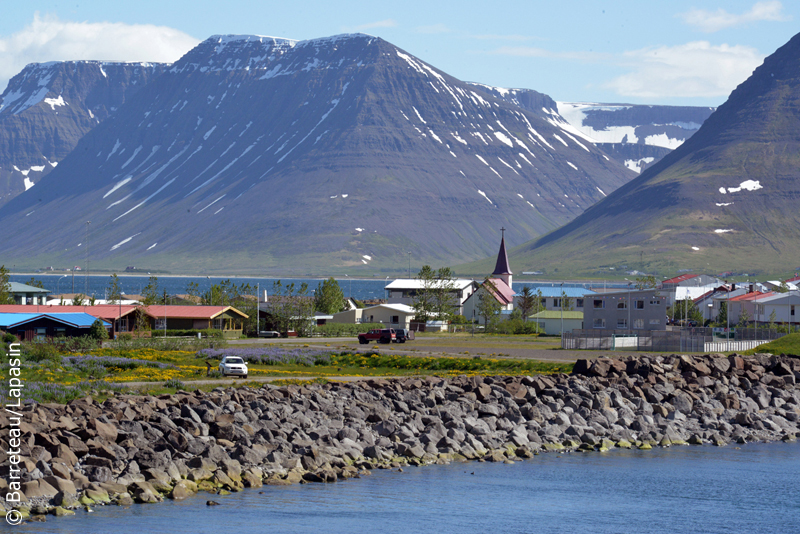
[518,286,597,312]
[330,303,417,330]
[462,231,516,323]
[8,282,50,305]
[0,304,153,338]
[660,274,721,306]
[142,305,249,338]
[0,312,111,341]
[582,288,668,331]
[751,290,799,325]
[385,278,478,315]
[528,310,583,335]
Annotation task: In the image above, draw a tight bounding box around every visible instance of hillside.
[469,31,800,279]
[0,34,633,275]
[0,61,167,207]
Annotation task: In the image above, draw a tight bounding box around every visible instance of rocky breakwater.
[2,352,800,521]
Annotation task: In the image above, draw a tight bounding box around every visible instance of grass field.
[2,340,572,404]
[744,333,800,357]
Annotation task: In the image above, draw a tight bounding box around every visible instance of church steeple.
[492,227,512,287]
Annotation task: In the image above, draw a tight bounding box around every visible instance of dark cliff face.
[0,61,167,206]
[0,33,633,274]
[505,31,800,277]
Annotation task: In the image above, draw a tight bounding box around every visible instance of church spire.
[492,228,512,287]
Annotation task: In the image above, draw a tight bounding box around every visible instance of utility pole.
[85,221,91,296]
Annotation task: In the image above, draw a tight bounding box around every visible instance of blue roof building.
[0,312,110,341]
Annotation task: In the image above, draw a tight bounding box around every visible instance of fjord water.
[15,443,800,533]
[11,274,621,302]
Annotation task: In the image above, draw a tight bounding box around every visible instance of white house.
[385,278,478,315]
[330,303,417,330]
[752,290,800,325]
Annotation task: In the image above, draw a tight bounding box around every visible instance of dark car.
[394,329,415,343]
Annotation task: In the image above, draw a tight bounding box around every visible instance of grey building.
[8,282,50,305]
[583,288,667,331]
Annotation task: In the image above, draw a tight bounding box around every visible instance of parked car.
[219,356,248,378]
[258,330,281,338]
[357,328,396,344]
[393,329,415,343]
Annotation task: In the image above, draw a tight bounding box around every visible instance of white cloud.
[354,19,397,31]
[415,24,450,35]
[0,13,199,92]
[679,1,790,33]
[605,41,764,98]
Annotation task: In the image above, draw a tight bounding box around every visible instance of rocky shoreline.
[3,352,799,522]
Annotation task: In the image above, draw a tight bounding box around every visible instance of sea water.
[11,442,800,533]
[11,274,624,302]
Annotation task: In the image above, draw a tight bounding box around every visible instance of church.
[462,229,517,323]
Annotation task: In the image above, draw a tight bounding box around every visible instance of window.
[649,319,661,325]
[553,298,561,308]
[119,317,128,331]
[156,319,167,330]
[54,327,66,337]
[617,301,627,309]
[593,318,605,329]
[635,300,644,309]
[576,298,584,308]
[650,300,660,306]
[792,305,795,317]
[391,315,399,324]
[617,319,628,329]
[593,299,605,309]
[35,327,47,341]
[633,319,644,329]
[213,318,223,330]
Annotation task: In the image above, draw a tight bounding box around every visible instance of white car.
[219,356,248,378]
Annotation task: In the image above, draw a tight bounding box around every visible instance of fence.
[562,327,787,353]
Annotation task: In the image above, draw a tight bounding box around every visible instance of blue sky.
[1,1,797,106]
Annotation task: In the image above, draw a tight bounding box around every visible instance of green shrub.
[151,328,224,339]
[164,378,185,390]
[2,332,17,343]
[89,319,109,341]
[20,342,62,363]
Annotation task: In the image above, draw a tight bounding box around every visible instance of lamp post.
[560,282,564,338]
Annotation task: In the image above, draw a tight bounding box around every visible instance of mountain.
[0,34,633,275]
[468,83,715,175]
[0,61,168,207]
[488,31,800,279]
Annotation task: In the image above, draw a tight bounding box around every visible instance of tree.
[72,293,86,306]
[412,265,436,323]
[431,267,457,324]
[264,280,311,335]
[717,301,728,326]
[412,266,457,324]
[738,308,751,327]
[314,277,346,314]
[476,278,502,328]
[0,265,12,304]
[24,277,45,289]
[635,275,657,290]
[768,309,777,330]
[777,281,790,293]
[89,319,109,341]
[517,286,537,321]
[141,276,161,306]
[186,281,200,300]
[107,274,123,305]
[560,291,574,312]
